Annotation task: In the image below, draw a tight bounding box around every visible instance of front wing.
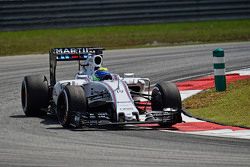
[69,109,182,127]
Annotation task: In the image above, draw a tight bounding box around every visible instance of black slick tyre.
[151,82,182,127]
[151,82,182,110]
[56,85,87,128]
[21,75,49,117]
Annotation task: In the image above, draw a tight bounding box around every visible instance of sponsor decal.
[118,103,131,107]
[53,48,90,54]
[120,107,134,111]
[56,54,89,60]
[116,89,124,93]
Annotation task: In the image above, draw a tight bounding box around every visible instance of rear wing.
[49,47,104,86]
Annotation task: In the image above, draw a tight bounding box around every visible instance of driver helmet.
[93,67,112,81]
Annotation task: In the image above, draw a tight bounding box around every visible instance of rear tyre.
[21,75,49,117]
[56,85,87,128]
[151,82,182,127]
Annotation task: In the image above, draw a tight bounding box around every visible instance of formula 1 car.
[21,47,182,128]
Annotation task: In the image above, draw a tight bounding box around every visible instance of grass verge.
[1,19,250,56]
[183,79,250,128]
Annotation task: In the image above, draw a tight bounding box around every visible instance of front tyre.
[151,82,182,127]
[151,82,182,110]
[56,85,87,128]
[21,75,49,116]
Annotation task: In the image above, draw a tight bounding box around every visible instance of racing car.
[21,47,182,128]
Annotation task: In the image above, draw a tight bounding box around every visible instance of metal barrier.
[1,0,250,31]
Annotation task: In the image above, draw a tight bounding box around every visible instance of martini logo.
[53,48,90,54]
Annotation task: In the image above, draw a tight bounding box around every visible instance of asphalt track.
[0,42,250,167]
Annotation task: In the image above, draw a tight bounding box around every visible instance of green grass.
[1,19,250,56]
[183,79,250,128]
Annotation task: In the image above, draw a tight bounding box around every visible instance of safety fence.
[1,0,250,31]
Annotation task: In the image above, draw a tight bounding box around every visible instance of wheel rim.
[57,92,69,125]
[151,87,163,110]
[21,81,28,111]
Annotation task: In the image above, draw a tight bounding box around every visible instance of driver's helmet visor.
[94,67,111,80]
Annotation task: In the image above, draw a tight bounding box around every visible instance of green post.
[213,48,226,91]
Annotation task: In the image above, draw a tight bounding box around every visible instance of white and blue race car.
[21,47,182,128]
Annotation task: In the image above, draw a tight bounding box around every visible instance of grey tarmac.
[0,42,250,167]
